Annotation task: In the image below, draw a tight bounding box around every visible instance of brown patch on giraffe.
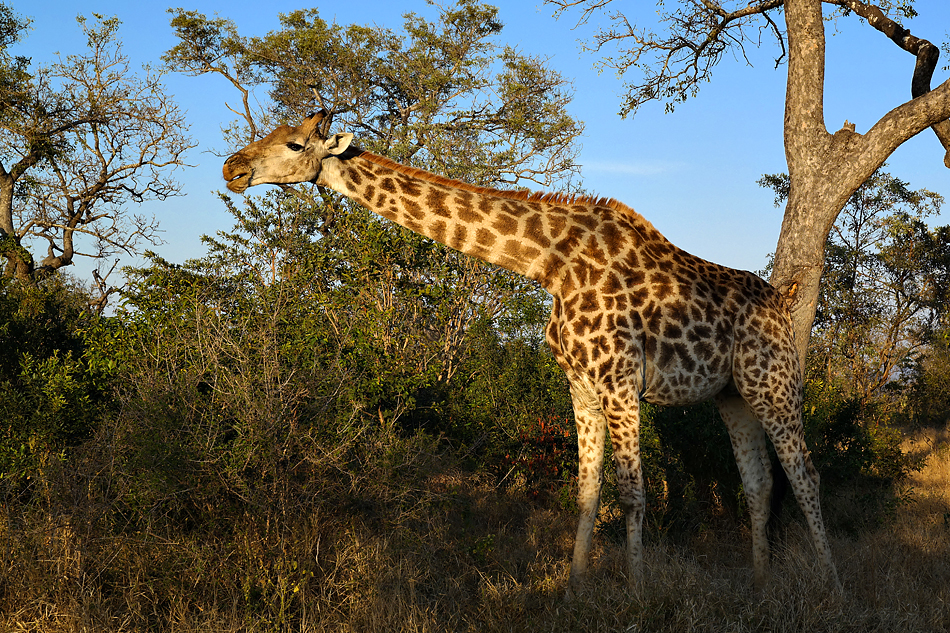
[574,211,599,231]
[456,191,481,224]
[502,200,531,217]
[403,197,425,221]
[451,224,468,248]
[597,356,616,380]
[429,220,447,243]
[630,286,650,308]
[666,300,689,325]
[579,290,600,314]
[663,322,683,340]
[427,188,452,218]
[569,341,589,367]
[602,272,624,295]
[492,213,519,236]
[650,272,674,301]
[397,174,422,197]
[476,228,497,248]
[600,221,627,257]
[555,225,586,254]
[674,343,696,372]
[503,240,540,263]
[580,235,607,266]
[590,335,609,362]
[539,253,567,283]
[547,215,568,239]
[573,313,604,337]
[524,213,550,248]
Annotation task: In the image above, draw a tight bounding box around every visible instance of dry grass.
[2,429,950,632]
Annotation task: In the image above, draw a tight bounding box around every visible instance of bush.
[801,381,921,532]
[0,276,114,504]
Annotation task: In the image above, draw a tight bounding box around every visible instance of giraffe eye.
[286,142,304,152]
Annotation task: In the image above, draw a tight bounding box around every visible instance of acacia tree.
[548,0,950,363]
[163,1,584,414]
[762,168,948,404]
[0,6,193,307]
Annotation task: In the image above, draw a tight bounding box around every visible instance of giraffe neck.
[320,149,667,294]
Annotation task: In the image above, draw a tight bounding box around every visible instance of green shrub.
[0,276,114,503]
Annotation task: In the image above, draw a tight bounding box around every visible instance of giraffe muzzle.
[223,155,251,193]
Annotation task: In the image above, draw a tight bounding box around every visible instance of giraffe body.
[223,111,839,592]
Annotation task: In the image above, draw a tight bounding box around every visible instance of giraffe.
[223,110,840,593]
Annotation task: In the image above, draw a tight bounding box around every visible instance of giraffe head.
[223,110,354,193]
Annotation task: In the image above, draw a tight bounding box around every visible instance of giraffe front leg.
[565,375,607,597]
[602,396,646,591]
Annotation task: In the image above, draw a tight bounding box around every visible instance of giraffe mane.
[357,150,643,219]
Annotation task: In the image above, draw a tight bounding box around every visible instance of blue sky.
[9,0,950,281]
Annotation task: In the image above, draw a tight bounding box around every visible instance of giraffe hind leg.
[755,404,840,590]
[715,393,773,590]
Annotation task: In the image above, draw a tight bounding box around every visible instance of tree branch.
[826,0,950,166]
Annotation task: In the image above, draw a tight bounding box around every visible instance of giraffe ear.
[325,133,353,155]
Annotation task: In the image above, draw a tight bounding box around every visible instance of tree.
[163,1,583,413]
[761,168,948,405]
[0,6,193,307]
[547,0,950,364]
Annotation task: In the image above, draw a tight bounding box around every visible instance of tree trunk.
[0,171,33,281]
[771,0,950,367]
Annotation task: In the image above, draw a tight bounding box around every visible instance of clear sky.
[9,0,950,282]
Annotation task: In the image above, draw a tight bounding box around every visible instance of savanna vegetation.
[1,1,949,631]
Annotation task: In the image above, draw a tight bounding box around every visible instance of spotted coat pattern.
[223,113,839,593]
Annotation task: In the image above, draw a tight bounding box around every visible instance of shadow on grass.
[2,430,949,632]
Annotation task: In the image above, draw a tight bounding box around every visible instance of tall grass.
[2,428,949,632]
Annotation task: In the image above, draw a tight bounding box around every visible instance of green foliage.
[165,0,582,189]
[907,323,950,427]
[0,2,31,127]
[645,401,742,523]
[803,383,911,486]
[801,380,921,532]
[0,276,113,501]
[91,186,565,535]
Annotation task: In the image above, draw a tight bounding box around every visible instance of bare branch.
[547,0,787,117]
[0,13,193,291]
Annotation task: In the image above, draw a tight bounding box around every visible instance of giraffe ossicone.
[223,110,840,593]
